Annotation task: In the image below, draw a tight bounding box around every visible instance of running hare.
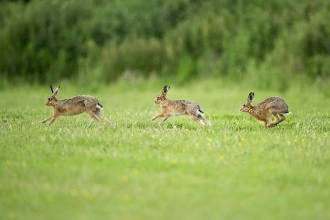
[152,85,211,126]
[239,92,291,128]
[41,85,113,127]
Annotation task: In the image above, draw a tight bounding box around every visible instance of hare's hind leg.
[189,115,205,126]
[268,121,282,127]
[269,114,286,127]
[267,115,284,128]
[266,109,281,127]
[198,115,211,127]
[87,111,102,127]
[95,110,114,128]
[279,113,286,122]
[267,122,277,128]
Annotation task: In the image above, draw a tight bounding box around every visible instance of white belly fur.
[169,113,183,116]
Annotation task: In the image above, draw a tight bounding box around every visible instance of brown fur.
[152,85,211,127]
[239,92,290,128]
[41,85,113,127]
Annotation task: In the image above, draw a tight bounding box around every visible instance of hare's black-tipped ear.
[248,92,254,103]
[53,85,60,96]
[163,85,170,95]
[50,85,54,93]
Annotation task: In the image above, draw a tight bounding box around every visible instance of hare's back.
[62,95,99,108]
[171,100,201,114]
[260,97,288,111]
[171,100,199,108]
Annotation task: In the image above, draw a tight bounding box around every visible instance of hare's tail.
[196,106,204,117]
[283,111,292,116]
[96,103,104,110]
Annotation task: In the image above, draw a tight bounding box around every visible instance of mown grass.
[0,80,330,220]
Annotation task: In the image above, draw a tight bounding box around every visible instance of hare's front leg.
[48,115,60,125]
[41,116,53,123]
[152,114,165,121]
[159,115,170,124]
[47,111,63,125]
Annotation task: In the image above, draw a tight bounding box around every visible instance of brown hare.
[152,85,211,127]
[239,92,291,128]
[41,85,113,127]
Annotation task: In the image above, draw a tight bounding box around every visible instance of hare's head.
[45,85,60,106]
[154,85,170,104]
[239,92,254,112]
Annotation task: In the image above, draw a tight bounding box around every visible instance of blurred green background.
[0,0,329,92]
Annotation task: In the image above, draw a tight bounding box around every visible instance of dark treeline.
[0,0,329,90]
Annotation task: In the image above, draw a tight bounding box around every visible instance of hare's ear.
[163,85,170,95]
[248,92,254,103]
[53,85,60,96]
[50,85,54,93]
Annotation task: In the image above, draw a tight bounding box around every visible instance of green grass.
[1,80,330,220]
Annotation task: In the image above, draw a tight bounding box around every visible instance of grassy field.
[0,80,330,220]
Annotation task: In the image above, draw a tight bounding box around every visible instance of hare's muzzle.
[45,100,52,106]
[239,106,246,112]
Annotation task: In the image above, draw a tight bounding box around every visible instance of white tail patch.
[196,109,204,117]
[283,112,292,116]
[96,103,104,110]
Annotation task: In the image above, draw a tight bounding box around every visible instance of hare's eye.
[48,98,52,101]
